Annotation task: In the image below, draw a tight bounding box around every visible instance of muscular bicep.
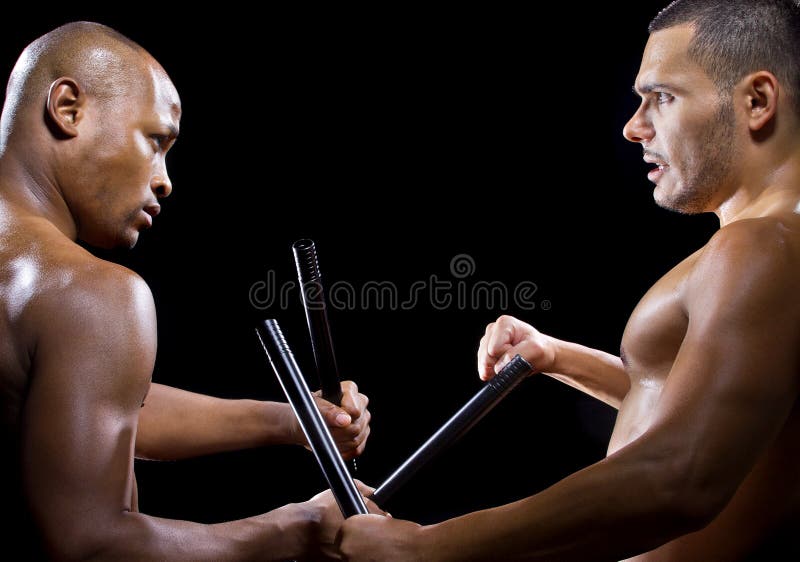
[642,225,800,507]
[21,271,157,557]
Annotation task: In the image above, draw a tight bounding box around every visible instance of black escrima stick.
[292,239,343,404]
[293,239,358,473]
[370,355,534,506]
[255,319,368,517]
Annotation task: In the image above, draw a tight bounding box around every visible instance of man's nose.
[151,171,172,199]
[623,104,654,143]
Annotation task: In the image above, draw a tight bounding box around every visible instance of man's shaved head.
[0,21,180,249]
[0,21,159,149]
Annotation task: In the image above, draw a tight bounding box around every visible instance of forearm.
[544,339,629,408]
[418,455,697,562]
[56,504,315,561]
[136,383,298,460]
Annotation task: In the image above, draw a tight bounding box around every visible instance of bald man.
[0,22,377,560]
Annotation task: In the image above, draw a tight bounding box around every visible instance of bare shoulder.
[0,217,155,359]
[696,215,800,271]
[26,236,157,407]
[0,221,160,420]
[34,240,153,324]
[687,215,800,316]
[4,221,157,350]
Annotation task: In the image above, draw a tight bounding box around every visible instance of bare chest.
[621,251,703,384]
[611,252,701,451]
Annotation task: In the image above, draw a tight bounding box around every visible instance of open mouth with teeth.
[648,163,668,183]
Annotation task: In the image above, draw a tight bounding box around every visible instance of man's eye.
[656,92,673,105]
[150,135,166,149]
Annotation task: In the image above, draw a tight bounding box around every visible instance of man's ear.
[45,77,84,138]
[743,71,779,133]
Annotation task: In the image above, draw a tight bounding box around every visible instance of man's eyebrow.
[633,83,674,95]
[166,124,179,139]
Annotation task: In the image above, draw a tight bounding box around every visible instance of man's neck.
[715,152,800,227]
[0,152,77,240]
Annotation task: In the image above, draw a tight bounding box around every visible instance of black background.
[2,3,719,526]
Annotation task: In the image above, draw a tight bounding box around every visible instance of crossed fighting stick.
[255,239,535,520]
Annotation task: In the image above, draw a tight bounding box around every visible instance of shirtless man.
[0,22,376,560]
[337,0,800,560]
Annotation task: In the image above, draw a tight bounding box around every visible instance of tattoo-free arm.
[479,315,629,408]
[136,379,371,461]
[22,269,320,560]
[543,339,628,408]
[342,222,800,561]
[136,384,297,460]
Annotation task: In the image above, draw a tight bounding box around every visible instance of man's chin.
[122,232,140,249]
[654,190,684,213]
[117,225,143,249]
[653,185,708,216]
[78,230,139,251]
[653,183,677,209]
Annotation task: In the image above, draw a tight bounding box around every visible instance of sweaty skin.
[337,23,800,562]
[0,23,377,560]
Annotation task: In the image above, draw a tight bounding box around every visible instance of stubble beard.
[656,98,737,215]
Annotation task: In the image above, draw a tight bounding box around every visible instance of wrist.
[273,502,321,559]
[278,402,305,446]
[253,401,304,447]
[414,524,441,561]
[539,333,563,374]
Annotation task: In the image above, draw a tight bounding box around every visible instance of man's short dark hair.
[650,0,800,113]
